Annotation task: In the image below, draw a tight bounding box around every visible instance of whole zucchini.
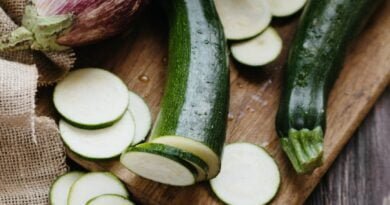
[276,0,381,173]
[151,0,229,179]
[121,0,229,184]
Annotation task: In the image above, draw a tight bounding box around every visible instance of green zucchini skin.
[276,0,381,173]
[150,0,229,158]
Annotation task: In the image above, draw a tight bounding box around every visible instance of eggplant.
[0,0,144,51]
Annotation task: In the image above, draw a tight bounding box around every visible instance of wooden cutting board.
[37,1,390,205]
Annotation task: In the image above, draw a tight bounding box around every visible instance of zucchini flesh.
[266,0,307,17]
[68,172,128,205]
[210,143,280,205]
[149,0,229,179]
[214,0,272,40]
[121,144,198,186]
[59,112,135,159]
[128,91,152,145]
[49,172,85,205]
[53,68,129,129]
[87,194,134,205]
[276,0,381,173]
[230,27,282,67]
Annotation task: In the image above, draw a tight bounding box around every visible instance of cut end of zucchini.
[280,127,323,173]
[120,146,197,186]
[151,136,220,179]
[214,0,272,40]
[87,194,134,205]
[210,143,280,205]
[266,0,307,17]
[231,27,282,67]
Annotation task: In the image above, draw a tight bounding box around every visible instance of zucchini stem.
[280,126,323,173]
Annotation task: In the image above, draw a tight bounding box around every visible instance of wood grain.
[37,1,390,205]
[306,89,390,205]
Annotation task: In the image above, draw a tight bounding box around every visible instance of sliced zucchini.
[87,194,134,205]
[120,144,198,186]
[152,136,220,179]
[231,27,282,67]
[134,143,208,181]
[210,143,280,205]
[59,112,135,159]
[266,0,306,17]
[53,68,129,129]
[49,172,84,205]
[214,0,272,40]
[68,172,128,205]
[142,143,209,181]
[128,91,152,145]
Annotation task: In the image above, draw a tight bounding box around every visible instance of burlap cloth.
[0,0,75,85]
[0,0,74,204]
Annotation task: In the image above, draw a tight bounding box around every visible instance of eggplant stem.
[0,27,34,52]
[280,126,323,174]
[0,4,73,52]
[22,5,72,51]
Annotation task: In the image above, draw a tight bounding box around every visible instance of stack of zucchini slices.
[54,68,152,160]
[214,0,307,67]
[50,171,134,205]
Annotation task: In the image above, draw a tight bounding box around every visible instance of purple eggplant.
[0,0,144,51]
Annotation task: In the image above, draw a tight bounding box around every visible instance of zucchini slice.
[87,194,134,205]
[59,112,135,159]
[214,0,271,40]
[231,27,282,67]
[49,172,84,205]
[128,91,152,145]
[137,143,209,181]
[68,172,128,205]
[266,0,307,17]
[210,143,280,205]
[151,136,219,180]
[53,68,129,129]
[145,0,229,181]
[120,144,198,186]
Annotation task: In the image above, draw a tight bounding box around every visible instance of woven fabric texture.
[0,1,70,204]
[0,60,67,205]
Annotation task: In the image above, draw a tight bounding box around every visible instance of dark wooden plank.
[306,89,390,205]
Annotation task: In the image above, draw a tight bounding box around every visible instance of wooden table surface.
[306,89,390,205]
